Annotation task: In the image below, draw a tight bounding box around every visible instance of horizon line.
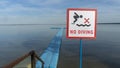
[0,23,119,25]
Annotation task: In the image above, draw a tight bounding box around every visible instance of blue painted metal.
[80,40,82,68]
[36,28,63,68]
[50,27,66,29]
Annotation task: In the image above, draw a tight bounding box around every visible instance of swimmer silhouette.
[72,12,91,27]
[72,12,83,24]
[72,12,79,24]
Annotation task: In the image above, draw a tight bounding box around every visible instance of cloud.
[0,0,66,14]
[27,0,63,6]
[0,0,66,24]
[0,0,120,24]
[0,2,65,16]
[107,0,120,4]
[0,0,10,7]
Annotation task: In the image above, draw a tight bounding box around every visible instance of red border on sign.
[66,8,97,39]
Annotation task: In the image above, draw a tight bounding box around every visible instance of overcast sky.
[0,0,120,24]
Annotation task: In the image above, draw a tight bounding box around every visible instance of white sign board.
[67,8,97,39]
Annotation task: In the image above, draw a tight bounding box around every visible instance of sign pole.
[66,8,97,68]
[80,39,82,68]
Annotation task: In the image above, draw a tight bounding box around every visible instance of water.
[0,25,60,67]
[58,24,120,68]
[0,24,120,68]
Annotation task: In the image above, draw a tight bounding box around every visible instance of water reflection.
[0,24,120,68]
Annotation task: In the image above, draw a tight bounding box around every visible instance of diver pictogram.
[72,12,83,24]
[72,12,91,27]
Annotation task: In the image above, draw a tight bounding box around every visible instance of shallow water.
[0,24,120,68]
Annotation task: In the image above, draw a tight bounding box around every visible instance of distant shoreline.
[0,23,119,26]
[98,23,120,24]
[0,24,65,26]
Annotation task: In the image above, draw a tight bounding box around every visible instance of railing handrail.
[3,50,44,68]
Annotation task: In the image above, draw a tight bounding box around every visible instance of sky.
[0,0,120,24]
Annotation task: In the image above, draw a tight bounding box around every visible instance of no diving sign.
[66,8,97,39]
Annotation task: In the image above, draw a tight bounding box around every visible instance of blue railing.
[36,28,63,68]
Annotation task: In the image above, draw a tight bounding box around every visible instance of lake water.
[0,24,120,68]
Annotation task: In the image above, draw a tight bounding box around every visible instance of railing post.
[3,50,44,68]
[31,51,36,68]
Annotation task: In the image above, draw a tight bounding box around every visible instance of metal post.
[3,50,44,68]
[31,51,36,68]
[80,39,82,68]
